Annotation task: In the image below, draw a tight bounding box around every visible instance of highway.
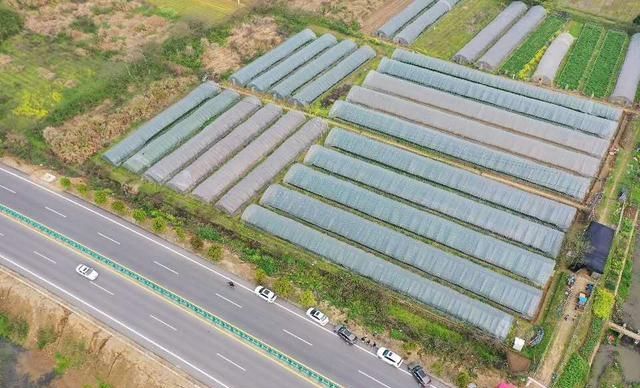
[0,163,446,388]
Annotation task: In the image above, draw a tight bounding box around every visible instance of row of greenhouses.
[229,29,374,107]
[376,0,461,45]
[104,82,327,215]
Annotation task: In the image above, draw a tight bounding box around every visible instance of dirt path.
[536,273,592,385]
[361,0,413,34]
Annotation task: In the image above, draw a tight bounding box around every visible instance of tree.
[254,268,267,285]
[299,290,317,308]
[132,209,146,223]
[111,200,126,215]
[274,278,293,298]
[94,190,108,205]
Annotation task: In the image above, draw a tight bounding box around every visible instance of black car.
[335,325,357,345]
[408,363,431,387]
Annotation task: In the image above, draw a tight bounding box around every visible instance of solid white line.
[97,232,120,245]
[215,293,242,309]
[358,370,393,388]
[33,251,57,264]
[216,353,246,372]
[45,206,67,218]
[150,314,177,331]
[0,251,230,388]
[0,184,16,194]
[153,260,179,275]
[91,282,114,296]
[282,329,312,346]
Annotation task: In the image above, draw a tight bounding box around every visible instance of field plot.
[555,24,604,91]
[582,30,628,98]
[146,0,244,23]
[558,0,640,24]
[105,82,327,215]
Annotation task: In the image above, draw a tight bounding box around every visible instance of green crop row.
[583,30,628,98]
[501,16,565,77]
[554,353,589,388]
[555,24,604,90]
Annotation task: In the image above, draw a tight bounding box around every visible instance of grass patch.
[582,30,627,98]
[555,24,604,90]
[54,339,86,375]
[36,326,58,350]
[411,0,507,59]
[0,6,22,43]
[501,16,566,78]
[146,0,242,24]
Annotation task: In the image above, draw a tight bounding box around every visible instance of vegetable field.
[555,24,604,90]
[582,30,628,98]
[501,16,565,78]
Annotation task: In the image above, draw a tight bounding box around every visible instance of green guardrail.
[0,203,340,388]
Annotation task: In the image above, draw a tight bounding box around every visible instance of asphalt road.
[0,163,448,388]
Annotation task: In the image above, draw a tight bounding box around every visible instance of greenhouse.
[103,81,219,165]
[347,86,600,177]
[123,90,239,174]
[454,1,528,64]
[168,104,283,193]
[532,33,575,85]
[241,205,514,339]
[284,164,555,285]
[323,129,577,230]
[394,0,461,45]
[363,71,609,157]
[392,49,622,121]
[260,185,543,317]
[610,33,640,106]
[305,144,566,256]
[216,118,328,215]
[191,111,306,202]
[144,96,261,183]
[330,101,592,200]
[376,0,435,39]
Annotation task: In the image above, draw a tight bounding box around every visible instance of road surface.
[0,163,447,388]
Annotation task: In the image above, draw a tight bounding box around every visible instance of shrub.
[0,314,29,344]
[152,217,167,233]
[60,177,71,190]
[174,226,186,241]
[299,290,317,308]
[0,7,22,43]
[207,244,223,261]
[274,278,294,298]
[579,318,604,358]
[37,326,57,349]
[456,371,472,388]
[592,288,615,319]
[555,354,589,388]
[75,183,89,197]
[190,236,204,251]
[254,268,267,285]
[197,226,222,242]
[132,209,146,223]
[111,200,126,215]
[94,190,108,205]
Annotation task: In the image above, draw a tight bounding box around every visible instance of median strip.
[0,203,340,388]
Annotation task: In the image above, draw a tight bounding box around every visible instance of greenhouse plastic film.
[532,33,575,85]
[230,29,316,86]
[216,118,328,215]
[104,81,220,165]
[123,90,240,174]
[363,71,608,157]
[324,129,577,230]
[291,46,375,107]
[394,0,460,45]
[271,40,357,100]
[285,164,555,285]
[610,33,640,107]
[392,48,622,121]
[192,111,306,202]
[453,2,528,64]
[376,0,435,39]
[261,185,543,317]
[241,205,514,339]
[168,104,283,193]
[477,5,546,71]
[145,96,260,183]
[306,144,565,256]
[379,58,617,139]
[247,34,337,93]
[347,86,600,177]
[330,101,591,200]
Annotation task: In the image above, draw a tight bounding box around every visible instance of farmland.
[146,0,245,24]
[582,30,628,98]
[555,24,604,90]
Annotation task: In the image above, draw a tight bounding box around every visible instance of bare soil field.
[360,0,414,34]
[559,0,640,24]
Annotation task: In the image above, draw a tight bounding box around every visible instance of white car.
[76,264,99,281]
[306,308,329,326]
[377,347,403,368]
[254,286,277,303]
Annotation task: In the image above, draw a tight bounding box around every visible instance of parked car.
[306,308,329,326]
[335,325,357,345]
[376,347,403,368]
[75,264,98,281]
[254,286,277,303]
[408,363,431,386]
